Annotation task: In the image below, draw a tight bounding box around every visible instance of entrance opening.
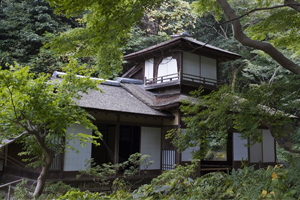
[201,133,233,171]
[204,137,227,161]
[92,124,116,166]
[119,125,140,163]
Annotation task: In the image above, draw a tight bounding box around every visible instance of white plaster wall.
[200,56,217,82]
[233,132,248,161]
[263,129,275,162]
[183,52,200,75]
[145,58,154,80]
[181,146,200,162]
[140,127,161,170]
[157,57,178,82]
[64,124,92,171]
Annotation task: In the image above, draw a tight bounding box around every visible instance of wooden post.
[114,115,120,178]
[7,184,11,200]
[5,145,8,166]
[114,125,120,165]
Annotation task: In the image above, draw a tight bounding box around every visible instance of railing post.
[144,77,146,85]
[7,184,11,200]
[161,77,163,83]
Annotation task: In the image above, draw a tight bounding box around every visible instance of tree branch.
[264,122,300,154]
[226,3,300,24]
[284,0,300,12]
[216,0,300,75]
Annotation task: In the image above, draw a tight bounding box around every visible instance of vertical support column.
[114,115,120,165]
[176,108,181,165]
[261,138,264,168]
[7,184,11,200]
[179,70,181,83]
[114,115,120,178]
[59,136,65,179]
[5,145,8,166]
[60,151,64,179]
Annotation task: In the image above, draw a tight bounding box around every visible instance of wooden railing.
[144,72,223,87]
[0,179,23,199]
[181,73,224,86]
[145,73,180,85]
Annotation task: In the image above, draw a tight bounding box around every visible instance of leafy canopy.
[0,61,100,167]
[0,0,77,68]
[47,0,163,77]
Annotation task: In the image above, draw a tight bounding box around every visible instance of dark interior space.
[119,125,140,163]
[92,124,116,166]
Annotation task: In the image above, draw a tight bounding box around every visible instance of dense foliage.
[0,0,78,72]
[78,153,153,193]
[14,180,77,199]
[0,61,100,196]
[53,158,300,199]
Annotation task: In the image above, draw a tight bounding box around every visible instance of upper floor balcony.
[144,71,224,90]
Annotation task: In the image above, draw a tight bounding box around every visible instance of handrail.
[146,73,179,81]
[145,73,179,85]
[0,179,24,200]
[0,179,23,189]
[182,73,224,85]
[0,151,27,169]
[145,72,224,86]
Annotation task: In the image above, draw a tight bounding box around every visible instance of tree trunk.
[32,133,55,197]
[264,122,300,154]
[33,152,54,197]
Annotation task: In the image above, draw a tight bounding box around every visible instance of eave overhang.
[124,37,241,63]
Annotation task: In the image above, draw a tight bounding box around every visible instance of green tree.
[192,0,300,74]
[0,61,100,197]
[0,0,77,71]
[47,0,163,77]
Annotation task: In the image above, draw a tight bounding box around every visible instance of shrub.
[14,180,77,199]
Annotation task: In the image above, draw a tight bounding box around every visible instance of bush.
[78,153,153,193]
[57,190,103,200]
[128,158,300,199]
[54,157,300,199]
[14,180,77,199]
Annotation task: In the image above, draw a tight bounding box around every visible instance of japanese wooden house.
[0,35,277,187]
